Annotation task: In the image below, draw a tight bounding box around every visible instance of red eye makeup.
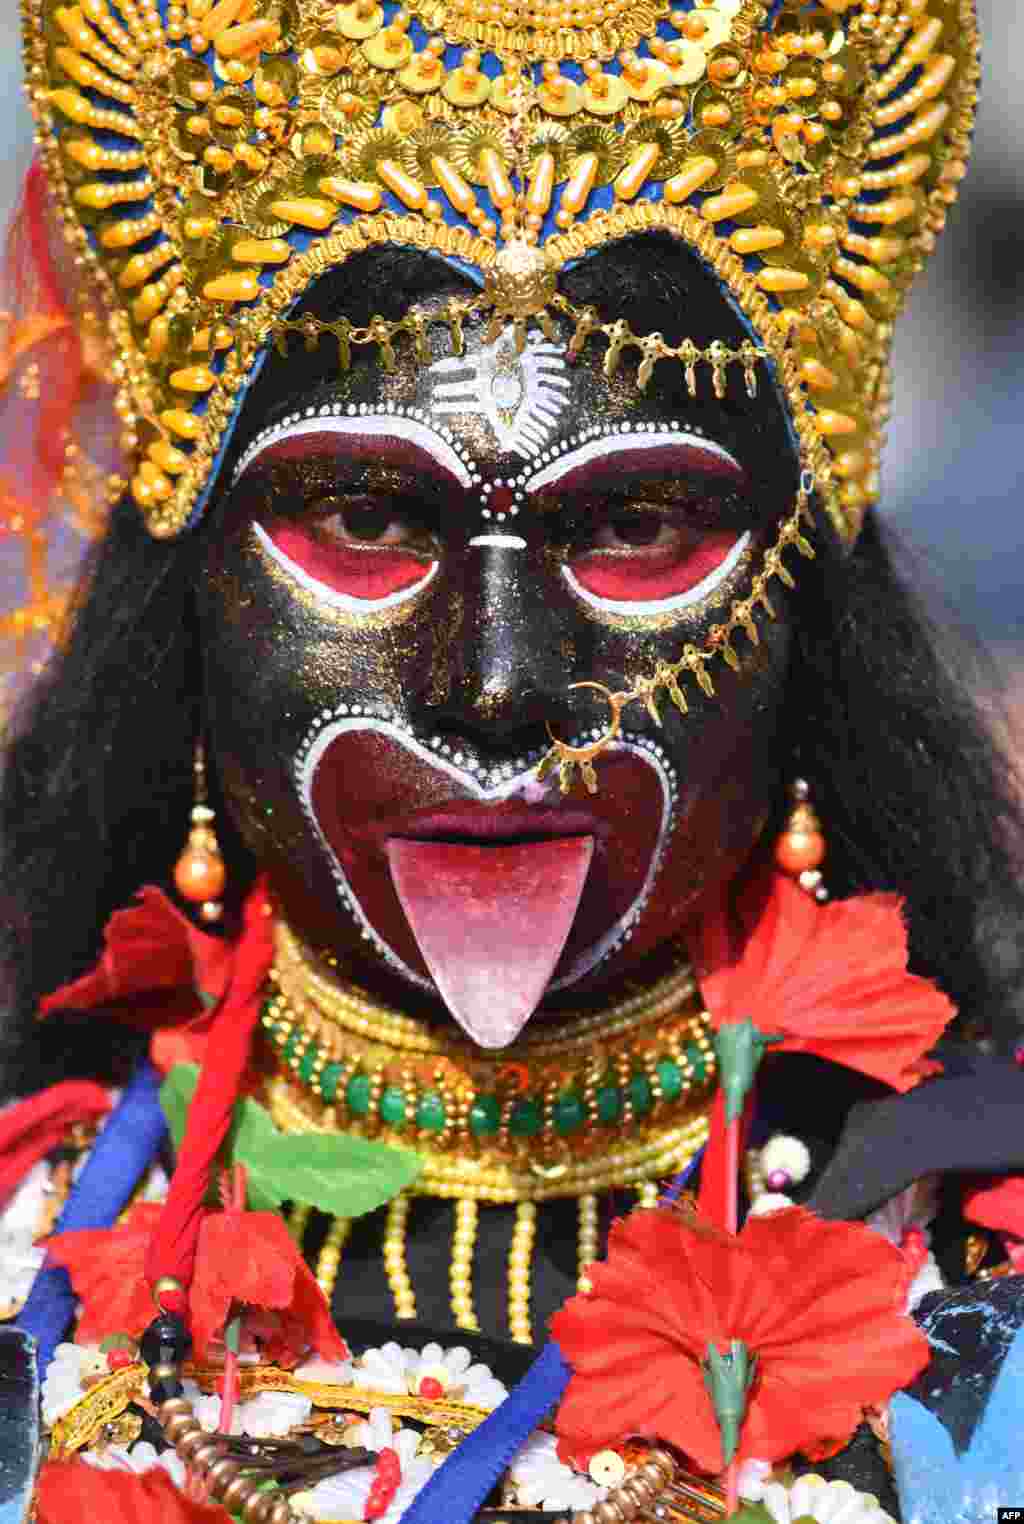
[525,428,751,614]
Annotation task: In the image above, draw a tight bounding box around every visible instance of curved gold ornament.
[537,479,819,795]
[542,681,626,795]
[18,0,979,542]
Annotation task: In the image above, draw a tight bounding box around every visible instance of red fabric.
[44,1202,163,1342]
[0,164,81,534]
[551,1205,930,1473]
[191,1208,349,1364]
[144,880,275,1295]
[0,1081,110,1204]
[40,885,233,1031]
[696,871,953,1091]
[963,1174,1024,1240]
[37,1460,230,1524]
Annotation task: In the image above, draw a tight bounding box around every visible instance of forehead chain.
[22,0,978,543]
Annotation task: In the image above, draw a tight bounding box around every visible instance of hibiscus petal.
[697,873,953,1093]
[39,887,231,1026]
[37,1459,229,1524]
[190,1210,347,1364]
[285,1251,349,1364]
[552,1204,930,1477]
[963,1173,1024,1237]
[44,1202,164,1343]
[191,1211,297,1361]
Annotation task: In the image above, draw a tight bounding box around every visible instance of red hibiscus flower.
[39,886,233,1041]
[191,1207,348,1365]
[964,1173,1024,1237]
[697,871,954,1093]
[45,1202,163,1343]
[37,1460,230,1524]
[47,1190,347,1366]
[551,1205,929,1474]
[695,871,954,1231]
[963,1174,1024,1268]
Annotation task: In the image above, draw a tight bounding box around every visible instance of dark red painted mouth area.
[307,729,666,997]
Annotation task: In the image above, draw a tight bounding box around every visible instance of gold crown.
[22,0,978,541]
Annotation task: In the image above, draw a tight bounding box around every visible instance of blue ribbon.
[402,1339,572,1524]
[16,1060,167,1377]
[660,1143,706,1205]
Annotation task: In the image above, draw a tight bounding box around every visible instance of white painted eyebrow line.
[524,429,742,496]
[232,413,472,488]
[468,534,528,549]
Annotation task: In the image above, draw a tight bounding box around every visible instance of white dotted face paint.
[524,427,742,497]
[293,711,679,992]
[232,408,475,489]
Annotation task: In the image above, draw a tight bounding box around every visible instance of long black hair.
[2,242,1022,1097]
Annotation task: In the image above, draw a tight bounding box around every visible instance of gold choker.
[260,920,715,1205]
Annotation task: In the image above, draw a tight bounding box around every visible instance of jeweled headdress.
[19,0,976,546]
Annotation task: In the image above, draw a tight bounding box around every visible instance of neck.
[260,917,717,1202]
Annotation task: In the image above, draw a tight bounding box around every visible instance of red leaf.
[44,1203,167,1343]
[39,886,232,1030]
[37,1460,230,1524]
[190,1210,348,1364]
[963,1174,1024,1240]
[697,871,954,1092]
[552,1204,929,1474]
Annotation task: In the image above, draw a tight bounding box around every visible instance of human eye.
[304,491,436,552]
[564,500,750,611]
[252,474,440,608]
[527,429,755,614]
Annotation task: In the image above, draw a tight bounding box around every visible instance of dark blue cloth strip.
[402,1339,572,1524]
[16,1060,167,1377]
[660,1143,705,1204]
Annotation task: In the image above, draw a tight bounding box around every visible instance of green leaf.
[729,1507,778,1524]
[158,1063,422,1218]
[236,1130,423,1219]
[159,1063,200,1153]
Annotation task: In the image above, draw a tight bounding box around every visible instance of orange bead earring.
[774,778,828,902]
[173,740,227,924]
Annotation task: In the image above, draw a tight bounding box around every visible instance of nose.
[422,537,576,744]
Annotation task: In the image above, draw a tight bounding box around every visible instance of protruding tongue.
[385,835,595,1048]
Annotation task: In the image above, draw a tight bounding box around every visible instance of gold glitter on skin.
[198,258,797,1015]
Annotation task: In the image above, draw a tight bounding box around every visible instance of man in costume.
[3,0,1024,1520]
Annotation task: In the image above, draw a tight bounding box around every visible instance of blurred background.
[1,4,1020,706]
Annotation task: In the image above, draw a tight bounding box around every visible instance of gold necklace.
[264,920,715,1194]
[261,920,716,1340]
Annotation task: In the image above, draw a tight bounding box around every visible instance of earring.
[774,778,828,902]
[173,740,226,924]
